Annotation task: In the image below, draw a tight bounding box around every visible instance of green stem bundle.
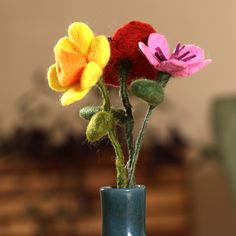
[97,78,127,188]
[96,72,171,188]
[119,63,134,176]
[128,105,154,187]
[108,130,127,188]
[125,72,171,187]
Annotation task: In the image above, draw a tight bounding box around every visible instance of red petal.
[112,21,156,58]
[103,21,157,87]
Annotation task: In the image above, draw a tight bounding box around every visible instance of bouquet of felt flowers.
[48,21,211,188]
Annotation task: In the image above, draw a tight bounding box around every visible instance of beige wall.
[0,0,235,142]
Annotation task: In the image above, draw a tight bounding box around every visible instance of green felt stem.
[157,72,171,87]
[128,72,171,187]
[97,78,127,188]
[128,105,154,187]
[119,63,134,173]
[97,78,111,112]
[108,130,128,188]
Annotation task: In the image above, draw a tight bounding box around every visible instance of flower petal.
[148,33,170,58]
[68,22,94,55]
[174,44,207,65]
[112,21,156,58]
[47,64,66,91]
[156,59,187,76]
[61,86,90,106]
[80,62,102,90]
[88,35,110,68]
[139,42,159,67]
[54,37,76,54]
[55,50,87,87]
[175,59,212,77]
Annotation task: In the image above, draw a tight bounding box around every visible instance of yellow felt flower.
[47,22,110,106]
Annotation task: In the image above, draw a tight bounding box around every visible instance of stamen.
[172,44,186,59]
[154,52,162,62]
[174,43,181,55]
[155,47,167,61]
[179,45,186,52]
[182,54,196,62]
[177,51,190,60]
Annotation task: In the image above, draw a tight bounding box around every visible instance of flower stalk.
[97,78,111,111]
[128,105,154,187]
[108,129,127,188]
[128,73,171,187]
[97,78,127,188]
[119,62,135,174]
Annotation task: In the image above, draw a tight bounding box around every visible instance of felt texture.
[88,36,110,68]
[103,21,158,87]
[54,37,77,54]
[68,22,94,55]
[139,33,212,77]
[48,64,66,92]
[80,106,126,126]
[47,22,110,106]
[131,79,164,106]
[61,86,90,106]
[86,111,114,142]
[55,50,87,87]
[80,62,102,90]
[80,106,101,120]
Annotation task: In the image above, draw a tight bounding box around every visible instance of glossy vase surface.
[100,185,146,236]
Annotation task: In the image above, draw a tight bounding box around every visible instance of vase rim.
[100,184,145,192]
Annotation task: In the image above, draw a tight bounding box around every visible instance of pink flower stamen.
[182,54,197,62]
[155,47,167,61]
[154,52,162,62]
[171,43,186,59]
[174,43,181,54]
[171,44,196,62]
[177,51,190,60]
[173,43,185,57]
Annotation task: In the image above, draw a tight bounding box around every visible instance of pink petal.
[174,44,206,65]
[175,59,212,77]
[139,42,159,67]
[156,59,187,76]
[147,33,170,58]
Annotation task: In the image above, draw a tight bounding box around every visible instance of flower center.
[154,47,167,61]
[171,43,196,62]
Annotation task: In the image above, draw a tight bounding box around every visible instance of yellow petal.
[88,35,110,68]
[60,86,90,106]
[80,62,102,90]
[68,22,94,55]
[47,64,66,91]
[54,37,76,54]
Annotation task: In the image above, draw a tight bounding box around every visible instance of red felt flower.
[103,21,158,87]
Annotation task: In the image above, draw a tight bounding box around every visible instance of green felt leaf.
[130,79,164,106]
[80,106,101,120]
[80,106,126,126]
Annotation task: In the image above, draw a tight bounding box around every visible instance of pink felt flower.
[139,33,212,77]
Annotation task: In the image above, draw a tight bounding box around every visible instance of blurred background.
[0,0,236,235]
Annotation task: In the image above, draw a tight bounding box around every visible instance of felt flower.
[103,21,158,87]
[48,22,110,106]
[139,33,212,77]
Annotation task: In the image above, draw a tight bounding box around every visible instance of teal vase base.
[100,185,146,236]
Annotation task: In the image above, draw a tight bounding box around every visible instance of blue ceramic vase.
[100,185,146,236]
